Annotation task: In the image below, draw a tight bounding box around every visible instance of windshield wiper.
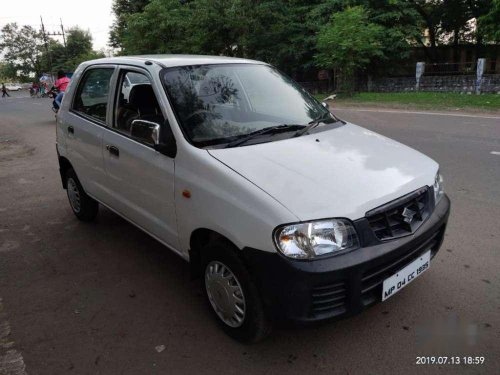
[293,112,335,138]
[225,124,304,148]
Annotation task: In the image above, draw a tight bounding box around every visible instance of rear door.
[101,67,178,250]
[66,66,116,202]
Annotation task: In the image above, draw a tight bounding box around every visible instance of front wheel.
[202,241,271,343]
[65,168,99,221]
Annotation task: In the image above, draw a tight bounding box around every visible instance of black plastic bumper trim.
[241,194,451,324]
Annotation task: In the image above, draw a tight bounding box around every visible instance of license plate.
[382,250,431,301]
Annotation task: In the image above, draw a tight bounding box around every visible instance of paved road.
[1,93,499,374]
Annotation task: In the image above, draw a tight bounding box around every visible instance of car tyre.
[65,168,99,221]
[202,240,272,343]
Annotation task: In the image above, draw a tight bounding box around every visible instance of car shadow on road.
[59,206,397,351]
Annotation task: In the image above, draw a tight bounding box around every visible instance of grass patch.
[313,92,500,111]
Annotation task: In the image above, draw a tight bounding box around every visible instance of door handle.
[106,144,120,157]
[67,126,74,135]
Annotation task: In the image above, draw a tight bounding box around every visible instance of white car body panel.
[101,129,178,250]
[208,123,439,222]
[174,145,299,254]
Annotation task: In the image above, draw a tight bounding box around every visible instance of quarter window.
[72,68,114,123]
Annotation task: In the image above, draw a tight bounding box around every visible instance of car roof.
[84,54,266,68]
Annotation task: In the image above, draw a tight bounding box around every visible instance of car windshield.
[161,64,336,148]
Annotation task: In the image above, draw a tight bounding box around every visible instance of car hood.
[208,123,438,221]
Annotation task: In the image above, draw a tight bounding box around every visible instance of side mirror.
[321,101,330,110]
[130,119,160,145]
[130,119,177,158]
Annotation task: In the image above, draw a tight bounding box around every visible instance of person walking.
[1,83,10,98]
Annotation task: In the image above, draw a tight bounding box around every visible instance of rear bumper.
[242,194,451,323]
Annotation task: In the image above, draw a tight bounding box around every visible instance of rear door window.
[72,68,115,123]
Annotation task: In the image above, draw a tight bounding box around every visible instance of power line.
[40,16,72,77]
[43,18,66,48]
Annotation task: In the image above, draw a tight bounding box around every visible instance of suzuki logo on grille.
[401,207,416,223]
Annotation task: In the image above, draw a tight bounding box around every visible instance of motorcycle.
[29,87,39,98]
[48,87,58,99]
[49,87,60,113]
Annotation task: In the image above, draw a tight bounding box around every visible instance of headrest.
[129,84,158,113]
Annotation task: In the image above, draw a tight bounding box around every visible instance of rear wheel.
[65,168,98,222]
[202,240,271,343]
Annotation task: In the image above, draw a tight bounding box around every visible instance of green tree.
[64,27,104,71]
[411,0,443,59]
[0,23,45,80]
[120,0,191,54]
[0,61,18,82]
[110,0,151,49]
[185,0,253,56]
[441,0,471,44]
[108,0,497,80]
[465,0,493,46]
[479,0,500,42]
[39,39,65,73]
[64,50,105,71]
[315,6,385,94]
[269,0,340,77]
[360,0,422,71]
[116,0,330,77]
[66,28,93,58]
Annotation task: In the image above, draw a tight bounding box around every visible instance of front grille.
[311,281,347,317]
[366,187,431,241]
[360,226,444,306]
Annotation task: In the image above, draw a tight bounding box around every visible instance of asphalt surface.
[1,91,499,374]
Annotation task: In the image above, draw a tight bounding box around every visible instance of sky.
[0,0,114,51]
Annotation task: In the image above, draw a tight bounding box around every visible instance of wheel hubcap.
[205,261,246,328]
[67,178,81,213]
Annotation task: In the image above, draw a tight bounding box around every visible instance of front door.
[102,68,178,250]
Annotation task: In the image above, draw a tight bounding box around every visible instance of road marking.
[491,151,500,155]
[0,298,27,375]
[334,108,500,120]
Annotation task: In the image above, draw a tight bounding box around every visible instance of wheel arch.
[58,155,73,189]
[189,228,240,279]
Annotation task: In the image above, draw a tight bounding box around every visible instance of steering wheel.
[89,102,107,115]
[184,109,212,121]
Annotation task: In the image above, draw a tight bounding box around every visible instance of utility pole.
[60,19,67,48]
[45,19,66,47]
[40,17,67,80]
[40,16,53,79]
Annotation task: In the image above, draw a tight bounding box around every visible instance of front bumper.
[242,194,451,323]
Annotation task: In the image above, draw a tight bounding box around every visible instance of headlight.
[274,219,359,259]
[433,171,444,204]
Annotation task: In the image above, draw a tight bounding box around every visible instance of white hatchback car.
[56,55,450,342]
[5,83,22,91]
